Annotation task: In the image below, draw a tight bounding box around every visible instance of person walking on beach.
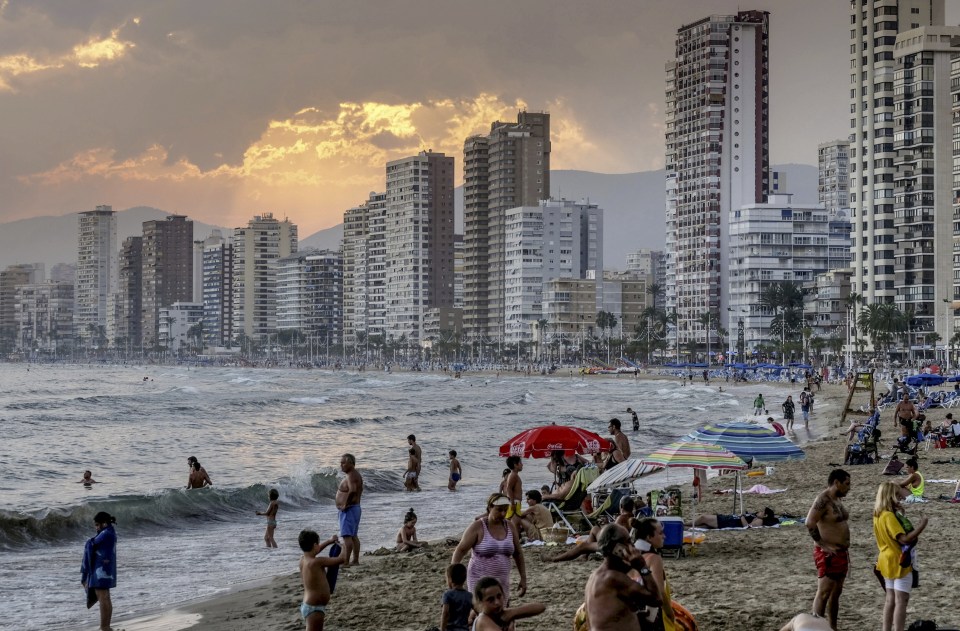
[800,388,812,427]
[407,435,422,491]
[754,394,765,416]
[81,511,117,631]
[504,456,524,528]
[604,418,631,471]
[805,469,851,631]
[336,453,363,567]
[451,493,528,602]
[256,488,279,548]
[893,393,917,434]
[448,450,461,491]
[873,481,928,631]
[583,524,659,631]
[782,396,796,431]
[297,529,344,631]
[439,563,472,631]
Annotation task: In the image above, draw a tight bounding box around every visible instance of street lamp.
[944,298,953,372]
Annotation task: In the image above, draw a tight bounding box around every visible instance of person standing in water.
[448,450,461,491]
[256,488,279,548]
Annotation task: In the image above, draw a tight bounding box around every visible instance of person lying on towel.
[694,507,779,529]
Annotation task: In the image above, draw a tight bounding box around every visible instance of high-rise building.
[892,26,960,352]
[464,112,551,340]
[232,213,298,340]
[116,236,143,351]
[14,281,74,353]
[953,52,960,325]
[818,140,850,216]
[158,302,204,354]
[201,230,233,348]
[849,0,944,307]
[342,191,386,348]
[275,249,343,344]
[664,11,770,349]
[75,206,117,345]
[0,263,44,352]
[384,151,455,344]
[50,263,77,285]
[141,215,194,349]
[503,199,603,343]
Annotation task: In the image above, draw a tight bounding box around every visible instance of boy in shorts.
[298,530,343,630]
[448,450,462,491]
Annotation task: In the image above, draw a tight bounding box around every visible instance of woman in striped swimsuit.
[452,493,528,602]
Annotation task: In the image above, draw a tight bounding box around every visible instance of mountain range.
[0,165,817,273]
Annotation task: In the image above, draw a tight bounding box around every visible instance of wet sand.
[120,380,960,630]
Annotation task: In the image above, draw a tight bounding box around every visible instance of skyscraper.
[275,249,343,344]
[384,151,454,344]
[818,140,850,216]
[232,213,298,340]
[116,236,143,351]
[664,11,770,349]
[201,230,233,348]
[75,205,117,346]
[342,191,386,349]
[141,215,194,348]
[849,1,944,307]
[463,112,550,340]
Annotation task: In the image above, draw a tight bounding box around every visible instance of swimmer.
[256,488,279,548]
[448,450,462,491]
[76,470,99,486]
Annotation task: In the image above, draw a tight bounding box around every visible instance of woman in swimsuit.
[452,493,529,602]
[471,576,545,631]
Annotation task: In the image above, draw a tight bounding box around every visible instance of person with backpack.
[800,388,813,427]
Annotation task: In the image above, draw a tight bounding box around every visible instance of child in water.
[395,508,425,552]
[448,450,462,491]
[77,470,99,487]
[472,576,545,630]
[256,488,279,548]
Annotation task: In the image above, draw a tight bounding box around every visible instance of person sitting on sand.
[898,458,924,503]
[779,613,833,631]
[549,496,641,562]
[298,530,344,631]
[520,490,553,542]
[472,576,545,631]
[395,508,426,552]
[77,470,99,486]
[693,508,779,529]
[583,524,659,631]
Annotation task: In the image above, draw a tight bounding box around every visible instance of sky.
[1,1,958,236]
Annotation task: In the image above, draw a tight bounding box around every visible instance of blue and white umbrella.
[681,421,805,464]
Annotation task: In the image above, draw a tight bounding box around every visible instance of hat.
[490,496,511,507]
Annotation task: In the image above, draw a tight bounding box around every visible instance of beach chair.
[586,485,633,524]
[546,465,599,533]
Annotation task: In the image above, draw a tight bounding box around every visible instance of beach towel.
[715,484,786,495]
[326,542,342,593]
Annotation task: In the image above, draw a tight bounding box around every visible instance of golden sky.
[1,1,955,237]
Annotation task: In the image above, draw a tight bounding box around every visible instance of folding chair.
[545,466,599,533]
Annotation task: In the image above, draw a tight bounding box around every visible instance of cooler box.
[659,516,684,553]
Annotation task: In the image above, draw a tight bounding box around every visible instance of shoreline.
[107,379,908,631]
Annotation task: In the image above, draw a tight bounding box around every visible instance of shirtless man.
[297,530,343,630]
[584,524,659,631]
[893,393,917,434]
[186,461,212,489]
[404,448,420,492]
[336,453,364,567]
[604,418,631,471]
[504,456,524,530]
[805,469,851,631]
[407,434,422,490]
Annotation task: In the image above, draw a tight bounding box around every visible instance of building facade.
[14,282,74,353]
[158,302,204,354]
[664,11,770,348]
[275,249,343,344]
[803,267,854,344]
[75,206,117,345]
[141,215,194,349]
[463,112,551,340]
[892,26,960,349]
[201,231,233,348]
[849,0,944,307]
[342,191,386,348]
[384,151,455,344]
[116,236,143,351]
[232,213,298,340]
[818,139,851,216]
[1,264,45,352]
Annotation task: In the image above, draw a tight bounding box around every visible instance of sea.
[0,363,802,630]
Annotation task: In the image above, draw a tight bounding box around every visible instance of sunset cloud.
[0,26,134,90]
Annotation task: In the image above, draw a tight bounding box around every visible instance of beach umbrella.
[947,375,960,383]
[642,440,748,517]
[681,422,805,464]
[905,374,946,387]
[498,424,611,459]
[587,458,664,493]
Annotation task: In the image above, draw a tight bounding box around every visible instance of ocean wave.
[323,415,396,426]
[4,401,63,410]
[289,397,329,405]
[0,469,400,550]
[407,405,463,417]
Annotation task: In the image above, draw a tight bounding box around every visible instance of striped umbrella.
[587,458,663,493]
[681,422,805,464]
[641,441,748,471]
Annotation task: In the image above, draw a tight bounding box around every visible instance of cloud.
[0,24,134,90]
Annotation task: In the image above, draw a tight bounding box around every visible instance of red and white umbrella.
[498,424,611,459]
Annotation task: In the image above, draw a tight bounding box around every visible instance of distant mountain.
[0,165,819,273]
[0,206,229,271]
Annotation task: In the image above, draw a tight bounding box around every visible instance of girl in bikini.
[256,488,279,548]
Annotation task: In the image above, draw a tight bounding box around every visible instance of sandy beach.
[118,379,960,630]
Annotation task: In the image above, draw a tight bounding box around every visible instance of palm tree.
[760,282,806,358]
[647,283,664,314]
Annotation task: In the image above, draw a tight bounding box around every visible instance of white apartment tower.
[342,191,387,348]
[664,11,770,348]
[384,151,455,344]
[849,0,944,306]
[275,249,343,342]
[893,27,960,349]
[818,140,850,216]
[232,213,297,340]
[75,205,117,344]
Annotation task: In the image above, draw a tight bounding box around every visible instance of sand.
[122,380,960,630]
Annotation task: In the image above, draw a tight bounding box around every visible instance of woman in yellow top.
[873,481,928,631]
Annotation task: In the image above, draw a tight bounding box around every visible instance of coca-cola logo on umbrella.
[511,442,525,456]
[586,440,600,453]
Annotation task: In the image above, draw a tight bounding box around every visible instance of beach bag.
[672,602,698,631]
[883,459,905,475]
[907,622,937,631]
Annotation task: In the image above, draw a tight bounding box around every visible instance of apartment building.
[342,191,386,347]
[232,213,298,340]
[75,206,117,345]
[116,236,143,350]
[818,140,851,216]
[275,249,343,343]
[201,230,233,348]
[14,282,74,353]
[141,215,194,349]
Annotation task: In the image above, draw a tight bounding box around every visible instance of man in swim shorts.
[407,434,422,491]
[805,469,851,630]
[404,448,420,492]
[504,456,524,528]
[336,453,363,567]
[448,450,461,491]
[298,529,343,630]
